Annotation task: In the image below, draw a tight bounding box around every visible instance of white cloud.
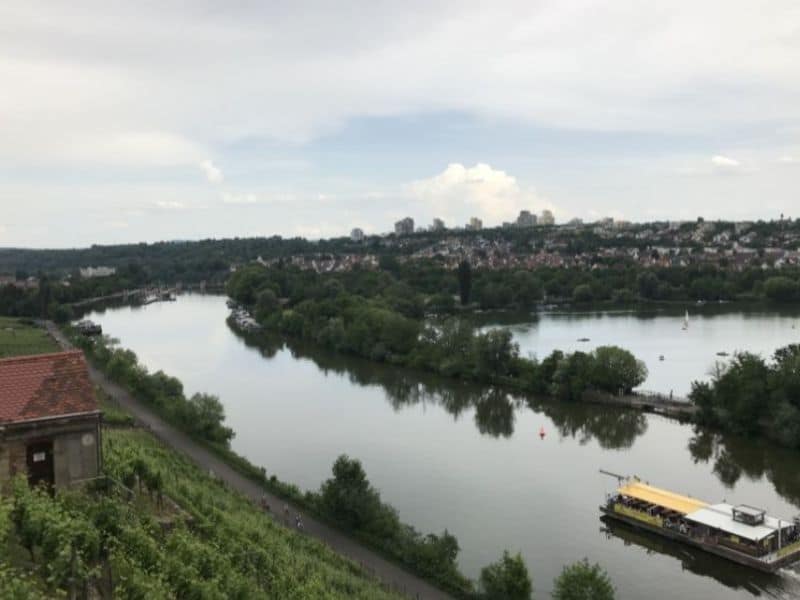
[711,155,740,168]
[104,220,129,229]
[153,200,185,210]
[410,163,557,225]
[200,160,224,184]
[221,192,258,205]
[2,0,799,165]
[779,156,798,164]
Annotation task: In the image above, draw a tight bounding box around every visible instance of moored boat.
[599,475,800,573]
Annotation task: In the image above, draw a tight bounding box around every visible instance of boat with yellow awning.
[599,473,800,573]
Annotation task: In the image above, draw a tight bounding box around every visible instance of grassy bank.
[0,317,59,358]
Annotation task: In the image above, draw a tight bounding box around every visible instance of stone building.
[0,351,101,489]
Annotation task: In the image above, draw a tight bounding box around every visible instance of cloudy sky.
[1,1,799,248]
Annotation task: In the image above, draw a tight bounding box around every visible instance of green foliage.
[689,345,800,447]
[318,455,473,596]
[320,456,388,532]
[590,346,648,394]
[72,333,234,446]
[0,429,400,599]
[254,288,280,321]
[764,276,799,302]
[0,317,60,358]
[227,266,648,402]
[572,284,593,303]
[0,562,51,600]
[479,550,533,600]
[457,260,472,305]
[552,559,615,600]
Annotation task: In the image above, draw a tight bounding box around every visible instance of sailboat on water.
[681,310,689,331]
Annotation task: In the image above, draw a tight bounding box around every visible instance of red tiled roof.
[0,350,97,424]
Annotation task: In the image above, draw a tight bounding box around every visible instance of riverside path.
[47,322,452,600]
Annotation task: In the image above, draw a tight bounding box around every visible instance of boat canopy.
[685,503,789,542]
[617,480,708,515]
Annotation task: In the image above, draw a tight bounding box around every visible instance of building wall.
[0,417,100,490]
[53,429,99,487]
[0,440,26,485]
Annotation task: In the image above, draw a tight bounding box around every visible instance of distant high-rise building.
[516,210,537,228]
[539,210,555,226]
[350,228,365,242]
[467,217,483,231]
[394,217,414,235]
[431,218,445,231]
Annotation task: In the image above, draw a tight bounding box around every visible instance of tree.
[428,293,456,314]
[636,272,659,300]
[319,455,384,531]
[591,346,648,394]
[512,272,543,308]
[472,329,519,380]
[572,284,593,303]
[711,352,770,435]
[457,261,472,306]
[764,276,798,302]
[552,559,614,600]
[254,288,279,321]
[187,393,234,445]
[550,351,593,402]
[480,551,532,600]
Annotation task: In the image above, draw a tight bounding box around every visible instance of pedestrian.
[260,494,269,512]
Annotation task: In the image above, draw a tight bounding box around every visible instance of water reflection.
[688,428,800,506]
[531,399,648,450]
[231,324,647,448]
[235,323,800,512]
[601,518,785,597]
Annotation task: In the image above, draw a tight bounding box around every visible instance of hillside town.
[256,216,800,274]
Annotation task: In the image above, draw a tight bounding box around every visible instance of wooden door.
[26,440,54,488]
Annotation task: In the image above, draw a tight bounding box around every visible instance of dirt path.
[48,323,452,600]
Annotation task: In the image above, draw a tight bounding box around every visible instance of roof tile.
[0,351,97,424]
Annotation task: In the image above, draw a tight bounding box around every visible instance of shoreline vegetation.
[67,329,523,597]
[226,264,800,452]
[67,326,617,599]
[226,265,649,402]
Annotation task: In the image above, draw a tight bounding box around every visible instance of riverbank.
[47,322,455,600]
[74,294,800,600]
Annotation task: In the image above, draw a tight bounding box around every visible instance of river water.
[85,295,800,599]
[478,305,800,397]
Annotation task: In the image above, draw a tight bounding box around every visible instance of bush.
[552,559,614,600]
[480,550,532,600]
[764,276,798,302]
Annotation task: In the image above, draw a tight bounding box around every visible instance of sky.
[1,1,799,248]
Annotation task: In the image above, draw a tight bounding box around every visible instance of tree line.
[227,265,648,402]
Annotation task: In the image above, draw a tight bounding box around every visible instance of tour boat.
[599,474,800,573]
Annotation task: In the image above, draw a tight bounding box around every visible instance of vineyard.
[0,427,400,599]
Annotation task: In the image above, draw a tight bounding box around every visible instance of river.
[85,295,800,599]
[478,305,800,397]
